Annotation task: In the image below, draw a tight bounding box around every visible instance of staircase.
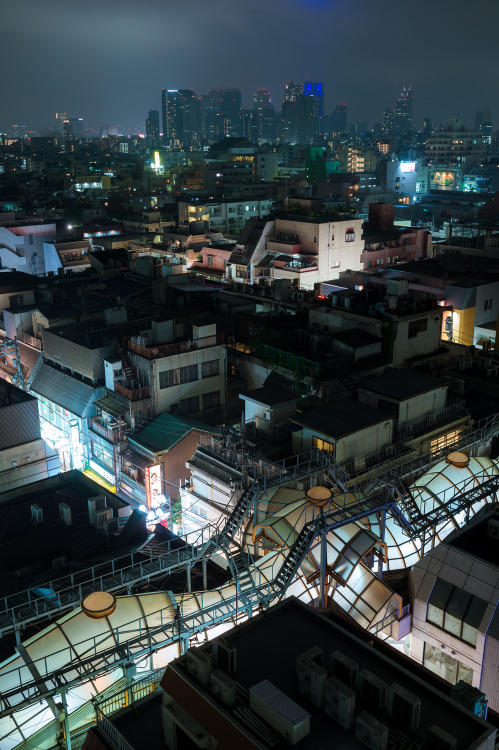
[337,370,357,397]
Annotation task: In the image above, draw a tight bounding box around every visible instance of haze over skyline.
[2,0,497,133]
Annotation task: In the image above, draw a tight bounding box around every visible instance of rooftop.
[129,412,214,455]
[359,369,447,401]
[448,509,499,568]
[290,399,391,438]
[159,597,495,750]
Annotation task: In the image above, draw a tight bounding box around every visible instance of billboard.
[145,464,162,508]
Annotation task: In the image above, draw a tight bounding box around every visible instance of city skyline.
[2,0,498,133]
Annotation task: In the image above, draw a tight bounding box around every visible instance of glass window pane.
[427,578,453,628]
[462,596,488,646]
[444,587,471,637]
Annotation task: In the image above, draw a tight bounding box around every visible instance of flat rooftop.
[448,509,499,568]
[359,368,447,401]
[290,399,391,438]
[164,597,495,750]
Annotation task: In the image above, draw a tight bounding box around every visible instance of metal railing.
[95,706,135,750]
[396,400,467,441]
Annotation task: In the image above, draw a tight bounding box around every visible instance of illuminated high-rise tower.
[303,80,324,118]
[284,82,302,103]
[393,85,413,134]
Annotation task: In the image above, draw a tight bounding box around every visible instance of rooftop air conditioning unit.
[330,650,358,690]
[105,517,120,534]
[211,670,236,708]
[95,507,113,529]
[387,683,421,732]
[88,495,107,525]
[59,502,72,526]
[296,658,327,707]
[325,676,356,729]
[186,649,212,686]
[358,670,388,711]
[355,711,388,750]
[31,504,43,526]
[212,639,237,676]
[428,725,458,750]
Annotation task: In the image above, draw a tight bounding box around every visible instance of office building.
[331,103,347,133]
[145,109,160,149]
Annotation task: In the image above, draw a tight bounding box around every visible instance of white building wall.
[393,311,442,365]
[295,421,393,464]
[358,386,448,425]
[152,345,226,415]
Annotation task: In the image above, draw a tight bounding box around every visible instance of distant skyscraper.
[423,117,433,134]
[146,110,160,148]
[475,109,492,130]
[382,107,394,135]
[331,103,347,133]
[296,94,319,144]
[284,82,302,103]
[303,80,324,119]
[393,85,413,134]
[253,89,271,112]
[161,89,200,145]
[253,89,274,141]
[218,89,242,137]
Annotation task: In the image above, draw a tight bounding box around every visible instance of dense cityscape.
[1,1,499,749]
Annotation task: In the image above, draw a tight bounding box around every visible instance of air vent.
[331,650,358,689]
[186,648,212,686]
[296,658,327,707]
[325,675,356,729]
[59,502,72,526]
[387,683,420,732]
[356,711,388,750]
[31,504,43,526]
[358,670,388,711]
[212,638,237,676]
[211,669,236,708]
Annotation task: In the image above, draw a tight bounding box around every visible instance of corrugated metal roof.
[94,395,129,418]
[30,363,100,418]
[131,412,213,454]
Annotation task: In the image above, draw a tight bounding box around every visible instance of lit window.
[312,436,334,454]
[345,229,355,242]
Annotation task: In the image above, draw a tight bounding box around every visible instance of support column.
[202,559,207,590]
[186,565,191,593]
[320,523,327,609]
[378,509,386,581]
[60,689,71,750]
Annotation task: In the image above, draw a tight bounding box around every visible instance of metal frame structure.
[2,436,499,749]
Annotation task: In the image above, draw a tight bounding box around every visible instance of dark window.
[179,395,199,415]
[426,578,488,647]
[408,318,428,339]
[159,369,178,389]
[201,359,219,378]
[179,364,198,384]
[203,391,220,409]
[345,229,355,242]
[9,295,23,308]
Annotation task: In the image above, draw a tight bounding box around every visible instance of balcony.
[266,239,303,255]
[114,382,150,401]
[89,418,128,444]
[128,334,225,360]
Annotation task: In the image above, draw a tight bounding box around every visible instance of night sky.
[2,0,497,133]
